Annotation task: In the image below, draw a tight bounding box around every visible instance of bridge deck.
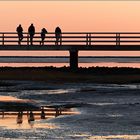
[0,32,140,69]
[0,32,140,51]
[0,45,140,51]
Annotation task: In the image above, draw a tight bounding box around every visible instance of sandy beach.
[0,66,139,139]
[0,80,140,139]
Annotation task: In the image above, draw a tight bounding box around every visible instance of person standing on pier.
[55,26,62,45]
[28,24,35,45]
[16,24,23,45]
[40,28,48,45]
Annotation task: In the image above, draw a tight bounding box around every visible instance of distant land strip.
[0,67,139,84]
[0,0,139,1]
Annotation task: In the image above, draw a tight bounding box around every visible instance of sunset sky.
[0,1,140,56]
[0,1,140,32]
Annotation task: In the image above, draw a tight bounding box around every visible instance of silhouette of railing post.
[89,33,91,46]
[2,33,4,46]
[27,34,29,46]
[60,33,62,45]
[86,33,91,46]
[86,33,88,46]
[116,33,120,46]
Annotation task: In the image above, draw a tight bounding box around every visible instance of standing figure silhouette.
[55,26,62,45]
[28,24,35,45]
[16,24,23,45]
[40,28,48,45]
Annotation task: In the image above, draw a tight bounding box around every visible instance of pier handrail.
[1,32,140,46]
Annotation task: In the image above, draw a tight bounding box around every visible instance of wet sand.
[0,82,140,139]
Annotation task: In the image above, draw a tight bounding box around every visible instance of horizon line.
[0,56,140,58]
[0,0,140,1]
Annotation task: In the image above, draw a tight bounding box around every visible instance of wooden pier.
[0,32,140,69]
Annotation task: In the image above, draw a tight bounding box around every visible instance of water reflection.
[28,120,34,128]
[47,89,76,94]
[88,135,140,140]
[0,96,56,129]
[28,111,35,122]
[0,116,58,130]
[0,95,78,130]
[17,111,23,124]
[0,62,139,68]
[0,95,22,101]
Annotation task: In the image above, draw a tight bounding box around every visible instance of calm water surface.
[0,56,139,68]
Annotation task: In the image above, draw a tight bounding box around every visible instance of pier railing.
[1,32,140,46]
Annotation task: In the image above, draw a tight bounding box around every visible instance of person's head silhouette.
[56,26,60,30]
[55,26,61,33]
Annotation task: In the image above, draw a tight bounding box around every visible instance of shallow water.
[0,56,140,68]
[0,81,140,139]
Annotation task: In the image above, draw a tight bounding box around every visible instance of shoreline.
[0,66,139,84]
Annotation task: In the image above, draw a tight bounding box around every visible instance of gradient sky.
[0,1,140,56]
[0,1,140,32]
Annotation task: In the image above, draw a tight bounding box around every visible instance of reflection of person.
[17,111,23,124]
[16,24,23,45]
[41,109,46,119]
[28,24,35,45]
[28,111,35,122]
[55,26,62,45]
[40,28,48,45]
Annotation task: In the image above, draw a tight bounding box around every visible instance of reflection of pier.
[0,106,76,124]
[0,97,78,124]
[0,32,140,69]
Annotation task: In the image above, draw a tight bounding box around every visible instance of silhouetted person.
[55,26,62,45]
[16,24,23,45]
[40,28,48,45]
[28,24,35,45]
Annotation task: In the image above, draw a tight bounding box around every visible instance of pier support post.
[69,50,78,70]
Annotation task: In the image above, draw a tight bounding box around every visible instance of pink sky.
[0,1,140,32]
[0,1,140,56]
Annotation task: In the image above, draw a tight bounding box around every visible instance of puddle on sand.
[88,135,140,140]
[0,95,33,103]
[0,95,22,101]
[0,96,58,129]
[0,109,79,130]
[0,95,79,130]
